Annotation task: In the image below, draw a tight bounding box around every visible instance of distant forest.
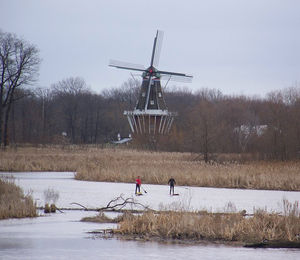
[7,77,300,161]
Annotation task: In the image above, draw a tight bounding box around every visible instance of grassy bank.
[83,200,300,245]
[1,146,300,191]
[0,177,37,219]
[114,204,300,244]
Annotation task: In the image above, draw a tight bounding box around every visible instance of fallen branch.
[98,194,152,211]
[36,206,148,213]
[55,207,64,213]
[70,202,89,210]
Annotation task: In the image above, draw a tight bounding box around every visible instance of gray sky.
[1,0,299,97]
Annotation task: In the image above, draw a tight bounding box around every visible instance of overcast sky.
[1,0,299,97]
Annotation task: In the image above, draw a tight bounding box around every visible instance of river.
[0,172,299,260]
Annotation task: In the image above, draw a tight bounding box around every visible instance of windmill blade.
[158,69,193,78]
[109,59,146,72]
[151,30,164,68]
[160,74,193,83]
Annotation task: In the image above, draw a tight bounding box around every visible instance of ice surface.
[1,171,299,214]
[0,172,299,260]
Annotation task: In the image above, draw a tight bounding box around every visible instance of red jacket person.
[135,176,141,194]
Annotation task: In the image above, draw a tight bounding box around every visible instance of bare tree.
[186,100,218,162]
[0,30,40,146]
[51,77,90,144]
[34,87,55,143]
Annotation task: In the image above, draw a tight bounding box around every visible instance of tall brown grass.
[1,146,300,191]
[0,146,80,172]
[115,205,300,243]
[0,177,37,219]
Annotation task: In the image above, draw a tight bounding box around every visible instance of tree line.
[6,76,300,161]
[165,85,300,161]
[1,29,300,161]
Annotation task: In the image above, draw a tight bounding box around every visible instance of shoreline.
[1,170,300,192]
[89,230,300,249]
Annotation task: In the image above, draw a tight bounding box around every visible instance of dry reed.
[0,177,37,219]
[115,206,300,243]
[81,212,133,223]
[1,146,300,191]
[81,212,115,223]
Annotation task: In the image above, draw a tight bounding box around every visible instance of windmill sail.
[109,59,145,72]
[151,30,164,68]
[160,74,193,83]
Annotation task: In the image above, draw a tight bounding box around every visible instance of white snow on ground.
[1,171,299,214]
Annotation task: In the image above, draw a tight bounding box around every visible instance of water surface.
[0,172,299,259]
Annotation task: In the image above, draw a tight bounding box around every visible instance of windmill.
[109,30,192,137]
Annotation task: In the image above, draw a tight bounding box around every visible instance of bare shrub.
[224,202,237,213]
[43,188,59,204]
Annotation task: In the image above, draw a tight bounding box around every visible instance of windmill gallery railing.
[124,109,177,135]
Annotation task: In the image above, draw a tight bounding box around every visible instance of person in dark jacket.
[168,177,176,195]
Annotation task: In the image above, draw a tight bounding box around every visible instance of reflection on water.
[0,172,299,259]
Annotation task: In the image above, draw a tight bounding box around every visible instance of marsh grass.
[82,199,300,244]
[81,212,134,223]
[81,212,115,223]
[115,207,300,243]
[0,177,37,219]
[1,146,300,191]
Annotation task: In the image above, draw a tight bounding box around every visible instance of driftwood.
[37,194,153,213]
[72,194,152,212]
[97,194,152,211]
[70,202,89,210]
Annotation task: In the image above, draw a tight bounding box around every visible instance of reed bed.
[75,149,300,191]
[115,203,300,243]
[1,146,300,191]
[81,212,131,223]
[0,177,37,219]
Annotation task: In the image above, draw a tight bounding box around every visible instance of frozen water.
[0,172,299,260]
[1,171,299,214]
[1,209,299,260]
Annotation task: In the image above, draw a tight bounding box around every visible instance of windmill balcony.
[124,109,177,135]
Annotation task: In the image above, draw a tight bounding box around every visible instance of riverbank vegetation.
[114,208,300,245]
[1,146,300,191]
[86,199,299,245]
[0,177,37,219]
[82,199,300,246]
